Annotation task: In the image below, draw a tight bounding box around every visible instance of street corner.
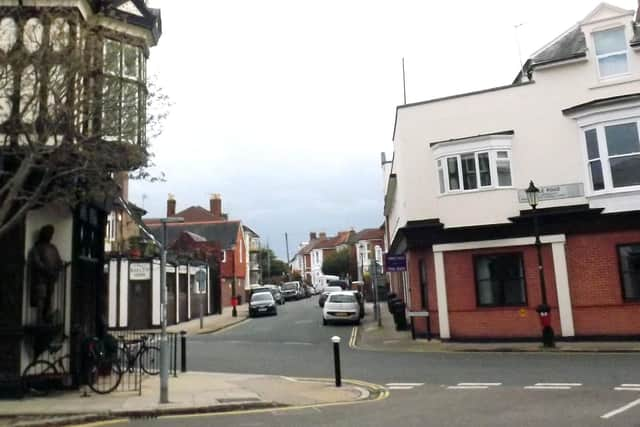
[277,376,390,405]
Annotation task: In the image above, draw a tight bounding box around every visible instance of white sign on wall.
[518,183,584,203]
[129,263,151,281]
[178,266,188,274]
[166,266,176,273]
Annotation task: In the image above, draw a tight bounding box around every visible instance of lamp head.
[525,181,539,208]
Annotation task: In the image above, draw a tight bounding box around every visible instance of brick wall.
[443,244,560,339]
[567,231,640,336]
[406,248,440,337]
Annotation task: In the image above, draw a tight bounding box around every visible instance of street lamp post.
[160,216,184,404]
[231,244,237,317]
[525,181,555,348]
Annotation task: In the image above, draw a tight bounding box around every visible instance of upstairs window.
[583,121,640,192]
[437,150,512,194]
[594,27,628,79]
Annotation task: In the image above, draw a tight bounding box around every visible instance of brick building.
[384,3,640,340]
[144,195,251,308]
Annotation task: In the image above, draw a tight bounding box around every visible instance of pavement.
[355,302,640,353]
[0,372,381,427]
[165,304,249,336]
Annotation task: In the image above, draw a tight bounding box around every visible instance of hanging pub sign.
[385,255,407,272]
[129,262,151,281]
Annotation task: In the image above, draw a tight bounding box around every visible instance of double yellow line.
[349,326,359,348]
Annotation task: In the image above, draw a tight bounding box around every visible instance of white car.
[322,292,360,325]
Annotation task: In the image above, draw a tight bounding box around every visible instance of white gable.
[580,2,634,25]
[117,1,144,17]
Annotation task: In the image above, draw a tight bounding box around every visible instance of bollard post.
[180,331,187,373]
[173,333,178,377]
[331,336,342,387]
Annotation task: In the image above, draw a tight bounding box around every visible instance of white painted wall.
[152,260,160,326]
[387,5,640,245]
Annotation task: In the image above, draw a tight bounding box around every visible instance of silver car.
[322,292,360,325]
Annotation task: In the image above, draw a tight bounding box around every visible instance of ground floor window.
[618,244,640,300]
[474,253,526,307]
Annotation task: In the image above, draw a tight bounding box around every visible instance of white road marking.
[621,384,640,387]
[457,383,502,386]
[447,385,489,390]
[524,383,581,390]
[601,398,640,419]
[283,341,312,346]
[388,386,415,390]
[447,382,500,390]
[525,386,572,390]
[615,387,640,391]
[386,383,424,387]
[294,320,313,324]
[534,383,582,387]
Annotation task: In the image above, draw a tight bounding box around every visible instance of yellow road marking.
[68,419,129,427]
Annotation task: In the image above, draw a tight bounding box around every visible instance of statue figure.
[28,225,63,324]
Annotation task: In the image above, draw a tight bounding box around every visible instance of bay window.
[437,150,512,194]
[583,120,640,192]
[102,38,146,145]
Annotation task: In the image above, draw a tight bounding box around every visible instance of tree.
[0,9,168,239]
[322,248,351,278]
[259,248,289,279]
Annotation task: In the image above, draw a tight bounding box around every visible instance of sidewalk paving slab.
[0,371,380,427]
[355,303,640,353]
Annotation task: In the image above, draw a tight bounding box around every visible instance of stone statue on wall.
[28,225,63,324]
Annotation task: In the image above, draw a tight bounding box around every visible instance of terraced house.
[384,2,640,341]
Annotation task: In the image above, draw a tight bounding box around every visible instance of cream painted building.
[385,3,640,341]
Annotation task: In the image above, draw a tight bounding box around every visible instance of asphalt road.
[127,297,640,426]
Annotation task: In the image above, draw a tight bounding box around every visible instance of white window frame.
[580,118,640,194]
[593,26,629,80]
[437,150,512,194]
[432,134,513,195]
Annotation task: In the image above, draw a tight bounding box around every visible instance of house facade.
[351,228,385,281]
[384,3,640,340]
[144,195,250,308]
[0,0,161,393]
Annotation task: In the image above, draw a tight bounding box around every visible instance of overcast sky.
[133,0,635,260]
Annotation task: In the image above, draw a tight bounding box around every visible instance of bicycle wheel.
[141,346,160,375]
[22,360,57,396]
[86,358,122,394]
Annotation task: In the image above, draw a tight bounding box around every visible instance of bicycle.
[21,340,71,396]
[84,336,123,395]
[118,335,160,376]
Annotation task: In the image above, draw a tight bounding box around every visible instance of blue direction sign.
[386,255,406,272]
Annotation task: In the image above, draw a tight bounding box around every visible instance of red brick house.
[145,195,248,308]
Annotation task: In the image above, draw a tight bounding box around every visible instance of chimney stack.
[309,232,317,241]
[319,232,327,239]
[210,193,222,220]
[167,193,176,217]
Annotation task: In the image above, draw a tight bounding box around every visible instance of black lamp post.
[231,244,237,318]
[525,181,554,348]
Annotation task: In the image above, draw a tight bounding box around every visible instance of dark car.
[264,284,285,305]
[281,281,301,300]
[248,292,277,317]
[319,285,344,308]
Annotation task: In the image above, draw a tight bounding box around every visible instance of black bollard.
[332,336,342,387]
[180,331,187,373]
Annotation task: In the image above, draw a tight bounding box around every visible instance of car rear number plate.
[259,308,267,312]
[336,312,350,317]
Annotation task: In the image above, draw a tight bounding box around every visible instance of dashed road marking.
[386,382,424,390]
[447,382,501,390]
[615,384,640,391]
[524,383,582,390]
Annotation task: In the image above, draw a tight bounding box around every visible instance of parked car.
[319,285,344,308]
[281,281,301,300]
[249,292,277,317]
[263,284,285,305]
[303,285,314,298]
[322,292,360,325]
[346,290,365,318]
